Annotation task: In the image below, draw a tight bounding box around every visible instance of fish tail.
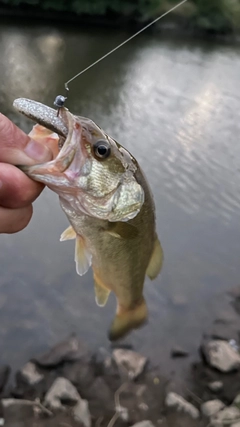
[108,298,148,341]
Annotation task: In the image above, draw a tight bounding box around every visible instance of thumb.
[0,113,52,165]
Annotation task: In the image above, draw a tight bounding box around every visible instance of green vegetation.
[191,0,240,32]
[0,0,161,19]
[1,0,240,33]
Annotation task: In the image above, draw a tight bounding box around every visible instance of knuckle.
[0,115,15,147]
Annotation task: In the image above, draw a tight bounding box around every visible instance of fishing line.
[64,0,188,91]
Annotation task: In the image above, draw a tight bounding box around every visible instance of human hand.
[0,113,52,233]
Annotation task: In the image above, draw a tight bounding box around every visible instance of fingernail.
[24,139,52,162]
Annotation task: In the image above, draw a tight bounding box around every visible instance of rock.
[201,400,225,418]
[208,381,223,392]
[201,340,240,372]
[44,377,80,410]
[229,339,239,352]
[165,392,199,419]
[170,347,189,358]
[0,365,10,393]
[34,335,88,367]
[2,398,35,420]
[82,376,112,408]
[211,407,240,425]
[73,398,91,427]
[60,360,95,390]
[112,349,147,379]
[234,394,240,410]
[19,362,44,386]
[116,405,129,421]
[130,422,154,427]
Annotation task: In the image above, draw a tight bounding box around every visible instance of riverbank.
[1,286,240,427]
[0,1,240,39]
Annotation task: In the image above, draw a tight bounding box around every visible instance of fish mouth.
[13,98,81,180]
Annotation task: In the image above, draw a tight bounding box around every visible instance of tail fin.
[108,298,148,341]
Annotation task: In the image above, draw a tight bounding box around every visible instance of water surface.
[1,20,240,377]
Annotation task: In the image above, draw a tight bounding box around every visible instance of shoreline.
[0,5,240,43]
[1,286,240,426]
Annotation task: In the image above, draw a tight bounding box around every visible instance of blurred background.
[1,0,240,382]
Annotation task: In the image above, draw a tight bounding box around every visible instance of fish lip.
[13,98,68,137]
[14,98,81,178]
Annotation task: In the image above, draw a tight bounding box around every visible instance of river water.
[1,20,240,377]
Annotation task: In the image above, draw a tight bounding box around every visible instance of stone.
[116,405,129,421]
[19,362,44,386]
[201,340,240,372]
[60,359,95,390]
[44,377,80,410]
[34,335,88,367]
[131,422,155,427]
[112,349,147,379]
[73,398,91,427]
[232,423,240,427]
[0,365,10,393]
[201,400,225,418]
[83,376,112,406]
[2,398,35,420]
[211,406,240,425]
[234,394,240,410]
[165,392,199,419]
[208,382,223,392]
[170,347,189,358]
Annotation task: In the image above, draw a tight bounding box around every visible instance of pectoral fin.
[94,275,111,307]
[146,235,163,280]
[106,221,138,239]
[60,226,76,241]
[75,235,92,276]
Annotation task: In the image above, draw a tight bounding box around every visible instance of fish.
[13,98,163,341]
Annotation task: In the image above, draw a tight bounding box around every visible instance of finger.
[0,163,44,209]
[0,113,52,165]
[0,205,33,234]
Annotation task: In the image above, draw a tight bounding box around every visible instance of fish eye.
[93,140,111,159]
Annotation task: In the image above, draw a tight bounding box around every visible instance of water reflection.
[1,21,240,376]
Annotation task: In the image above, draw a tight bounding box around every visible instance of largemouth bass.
[14,98,163,340]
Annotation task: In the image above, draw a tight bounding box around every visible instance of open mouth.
[13,97,72,160]
[13,98,81,177]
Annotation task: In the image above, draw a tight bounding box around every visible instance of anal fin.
[60,225,76,241]
[146,235,163,280]
[94,274,111,307]
[75,235,92,276]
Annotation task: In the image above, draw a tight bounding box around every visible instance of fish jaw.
[16,102,84,188]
